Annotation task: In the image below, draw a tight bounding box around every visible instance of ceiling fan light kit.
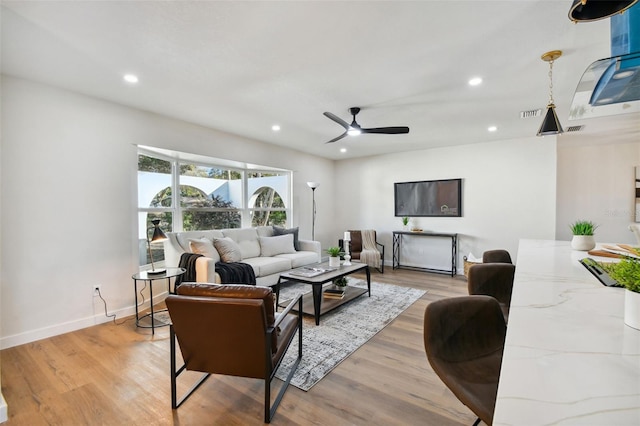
[568,0,639,22]
[537,50,564,137]
[323,107,409,144]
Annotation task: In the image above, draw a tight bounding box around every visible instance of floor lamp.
[307,182,319,240]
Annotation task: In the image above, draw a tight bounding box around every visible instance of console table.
[493,239,640,424]
[392,231,457,277]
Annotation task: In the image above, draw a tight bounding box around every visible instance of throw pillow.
[273,226,300,250]
[259,234,296,257]
[213,237,242,262]
[188,238,221,262]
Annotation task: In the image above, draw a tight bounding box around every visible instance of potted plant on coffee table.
[326,246,344,268]
[333,276,348,288]
[601,250,640,330]
[569,220,598,251]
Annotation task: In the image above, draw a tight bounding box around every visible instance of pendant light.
[537,50,564,137]
[569,0,639,23]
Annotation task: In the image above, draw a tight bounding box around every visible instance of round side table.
[132,267,185,334]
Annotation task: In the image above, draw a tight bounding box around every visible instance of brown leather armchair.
[423,295,506,426]
[166,283,302,423]
[467,263,515,323]
[339,229,385,273]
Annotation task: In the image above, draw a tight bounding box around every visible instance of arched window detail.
[250,186,286,227]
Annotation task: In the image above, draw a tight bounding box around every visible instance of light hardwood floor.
[1,268,477,425]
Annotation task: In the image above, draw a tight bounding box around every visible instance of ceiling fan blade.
[323,112,350,130]
[361,126,410,135]
[326,132,348,144]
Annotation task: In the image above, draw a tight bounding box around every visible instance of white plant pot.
[624,289,640,330]
[329,256,341,267]
[571,235,595,251]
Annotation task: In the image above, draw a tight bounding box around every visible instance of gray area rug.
[275,278,426,391]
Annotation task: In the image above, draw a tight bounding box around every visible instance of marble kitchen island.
[493,239,640,425]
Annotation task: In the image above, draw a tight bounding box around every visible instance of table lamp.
[147,219,167,275]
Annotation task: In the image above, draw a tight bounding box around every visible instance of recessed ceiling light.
[271,124,281,131]
[123,74,139,84]
[488,126,497,132]
[613,70,634,80]
[468,77,483,86]
[340,148,347,153]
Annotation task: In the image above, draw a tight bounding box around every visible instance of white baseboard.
[0,291,168,350]
[0,392,7,423]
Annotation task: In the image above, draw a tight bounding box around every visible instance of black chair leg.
[472,417,481,426]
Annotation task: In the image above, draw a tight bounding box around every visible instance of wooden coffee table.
[276,262,370,325]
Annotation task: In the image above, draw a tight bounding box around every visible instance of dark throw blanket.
[176,252,256,287]
[176,252,203,287]
[215,261,256,285]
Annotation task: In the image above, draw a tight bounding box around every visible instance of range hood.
[569,3,640,120]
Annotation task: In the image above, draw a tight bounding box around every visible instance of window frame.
[137,147,293,267]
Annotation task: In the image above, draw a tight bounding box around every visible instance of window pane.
[251,210,287,227]
[183,211,241,230]
[248,172,289,208]
[180,164,241,209]
[138,155,172,208]
[138,212,172,266]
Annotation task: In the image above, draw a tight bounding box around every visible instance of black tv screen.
[394,179,462,217]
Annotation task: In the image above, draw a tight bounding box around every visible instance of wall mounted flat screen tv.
[394,179,462,217]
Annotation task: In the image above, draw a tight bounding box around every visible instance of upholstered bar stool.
[423,296,506,426]
[467,263,515,323]
[482,249,512,264]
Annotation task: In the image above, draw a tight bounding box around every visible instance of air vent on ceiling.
[520,109,542,118]
[566,125,585,132]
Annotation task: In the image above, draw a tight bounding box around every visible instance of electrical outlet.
[93,285,101,297]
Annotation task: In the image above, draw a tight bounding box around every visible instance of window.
[137,150,291,267]
[248,172,289,227]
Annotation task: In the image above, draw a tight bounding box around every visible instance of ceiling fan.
[323,107,410,144]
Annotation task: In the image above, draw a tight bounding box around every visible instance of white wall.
[557,138,640,244]
[0,75,334,349]
[0,75,7,422]
[334,137,558,270]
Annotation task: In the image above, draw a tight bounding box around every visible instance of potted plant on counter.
[601,249,640,330]
[569,220,598,251]
[326,246,344,268]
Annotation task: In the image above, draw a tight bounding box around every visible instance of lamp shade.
[150,219,167,242]
[569,0,639,22]
[307,181,320,189]
[537,104,564,136]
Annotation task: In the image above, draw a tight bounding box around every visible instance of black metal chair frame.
[170,294,303,423]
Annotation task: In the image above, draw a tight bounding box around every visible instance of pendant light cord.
[548,59,555,105]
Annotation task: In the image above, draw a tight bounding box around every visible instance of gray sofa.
[164,226,321,286]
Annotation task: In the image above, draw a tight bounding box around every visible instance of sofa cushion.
[214,237,242,262]
[273,226,300,250]
[188,238,221,262]
[256,226,275,237]
[175,230,224,252]
[259,234,296,257]
[242,256,292,277]
[275,251,321,268]
[222,228,261,259]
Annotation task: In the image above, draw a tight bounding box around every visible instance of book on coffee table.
[289,266,336,278]
[324,288,345,299]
